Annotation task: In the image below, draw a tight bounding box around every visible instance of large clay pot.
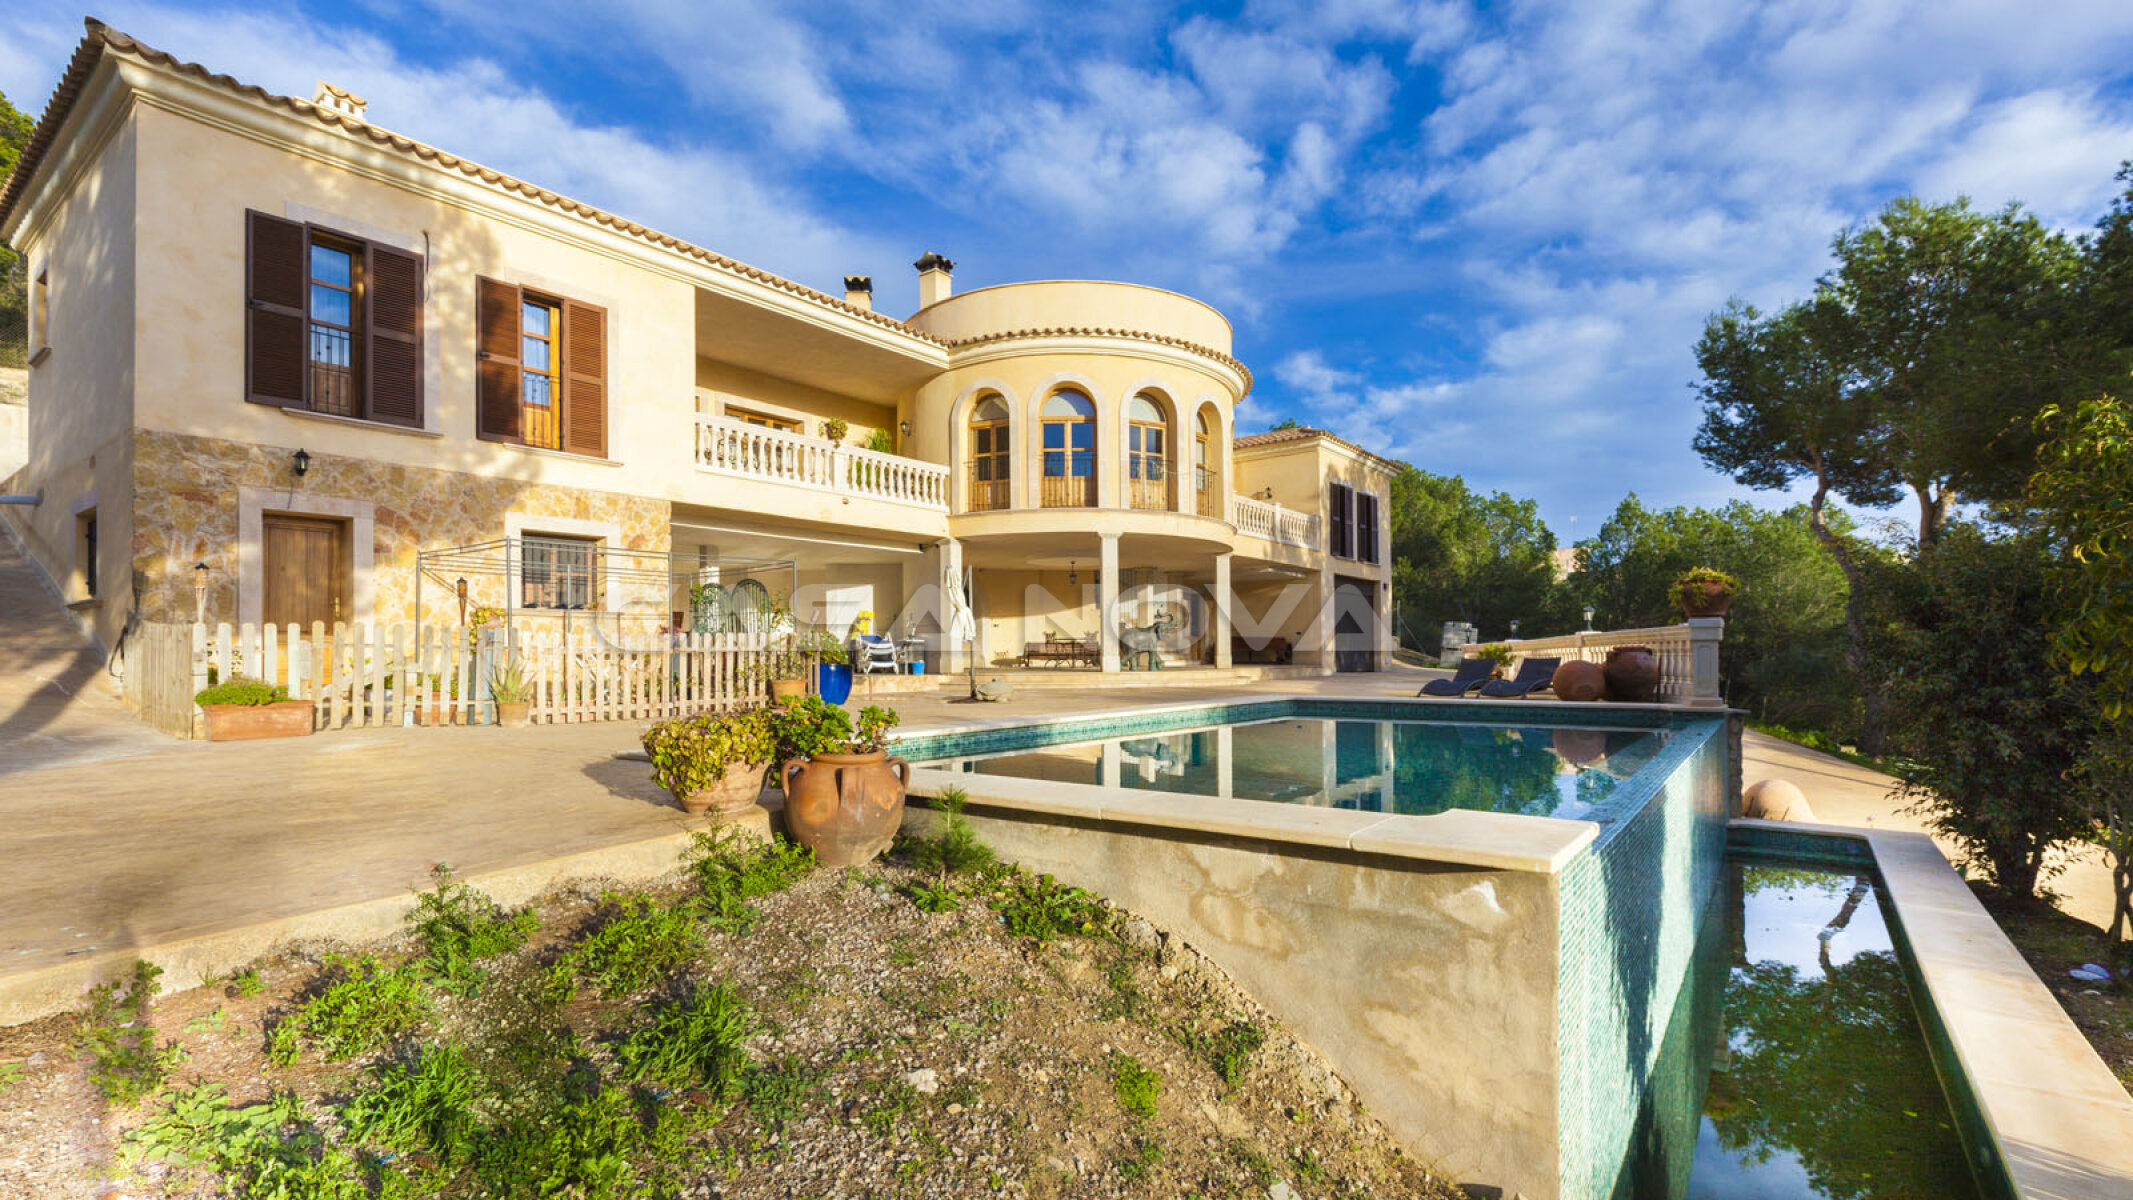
[1551,659,1606,702]
[781,750,909,867]
[677,759,769,816]
[1602,645,1661,703]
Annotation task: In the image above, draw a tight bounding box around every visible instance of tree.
[1875,525,2095,900]
[1570,496,1858,736]
[1385,465,1564,647]
[2031,395,2133,945]
[0,89,34,364]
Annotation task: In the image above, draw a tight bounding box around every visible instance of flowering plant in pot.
[196,676,314,742]
[772,699,905,867]
[643,708,777,816]
[1471,643,1514,676]
[821,416,849,444]
[1668,566,1738,618]
[489,660,532,728]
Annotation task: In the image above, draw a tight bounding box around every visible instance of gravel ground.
[0,846,1468,1200]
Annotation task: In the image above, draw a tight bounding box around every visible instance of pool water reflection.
[1616,863,1980,1200]
[928,717,1672,820]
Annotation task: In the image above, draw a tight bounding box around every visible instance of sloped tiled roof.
[0,20,938,343]
[1235,424,1401,470]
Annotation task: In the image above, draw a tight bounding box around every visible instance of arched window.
[968,395,1011,511]
[1127,393,1170,510]
[1040,390,1096,507]
[1193,410,1216,516]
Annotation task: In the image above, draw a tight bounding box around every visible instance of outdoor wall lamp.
[1582,605,1595,631]
[1068,561,1078,587]
[455,576,469,625]
[898,419,912,438]
[1510,620,1520,638]
[293,448,311,478]
[192,561,209,623]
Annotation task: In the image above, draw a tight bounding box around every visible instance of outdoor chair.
[1477,657,1561,699]
[853,634,900,675]
[1420,657,1495,697]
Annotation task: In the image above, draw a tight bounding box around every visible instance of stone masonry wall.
[132,430,670,627]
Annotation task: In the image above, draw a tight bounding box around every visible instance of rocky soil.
[0,839,1468,1200]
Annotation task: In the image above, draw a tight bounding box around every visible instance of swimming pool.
[921,715,1674,821]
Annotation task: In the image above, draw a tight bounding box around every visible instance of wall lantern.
[1068,560,1078,587]
[293,448,311,478]
[192,561,210,623]
[898,419,912,438]
[1582,605,1595,632]
[455,576,470,625]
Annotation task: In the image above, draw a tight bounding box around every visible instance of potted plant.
[196,676,314,742]
[805,632,853,705]
[642,709,776,816]
[490,660,532,728]
[1669,566,1737,619]
[821,416,849,444]
[748,591,808,701]
[772,699,904,867]
[1471,643,1514,677]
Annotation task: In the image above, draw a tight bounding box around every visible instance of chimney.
[914,252,955,308]
[843,275,874,312]
[312,81,368,121]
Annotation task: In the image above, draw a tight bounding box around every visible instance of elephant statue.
[1118,609,1180,670]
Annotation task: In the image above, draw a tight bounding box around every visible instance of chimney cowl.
[913,252,956,274]
[312,81,368,119]
[843,275,874,312]
[914,253,955,307]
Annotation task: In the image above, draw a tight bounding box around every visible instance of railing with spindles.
[694,413,948,509]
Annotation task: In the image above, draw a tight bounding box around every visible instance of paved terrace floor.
[0,634,2118,1018]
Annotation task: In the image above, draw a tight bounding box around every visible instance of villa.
[0,21,1395,683]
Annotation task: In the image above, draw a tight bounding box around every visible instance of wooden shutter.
[245,211,307,407]
[365,244,424,427]
[476,276,522,442]
[1330,483,1354,558]
[561,298,607,458]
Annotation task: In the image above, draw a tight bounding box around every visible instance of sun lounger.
[1476,657,1561,699]
[1420,657,1496,697]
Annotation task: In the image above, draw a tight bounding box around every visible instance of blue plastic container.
[817,662,853,705]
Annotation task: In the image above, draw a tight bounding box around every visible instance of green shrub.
[1111,1053,1161,1119]
[475,1067,640,1200]
[75,960,187,1104]
[1470,643,1513,669]
[991,871,1106,941]
[547,894,702,1002]
[406,865,539,996]
[767,697,900,760]
[126,1084,364,1198]
[900,786,996,877]
[267,956,429,1065]
[900,880,961,913]
[488,659,531,705]
[615,982,755,1095]
[194,676,289,707]
[642,709,776,798]
[687,830,815,934]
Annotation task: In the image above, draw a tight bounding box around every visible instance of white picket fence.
[122,620,806,738]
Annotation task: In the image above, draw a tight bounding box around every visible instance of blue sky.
[7,2,2133,539]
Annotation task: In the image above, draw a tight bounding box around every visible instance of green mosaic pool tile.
[1556,722,1729,1200]
[1725,824,1876,868]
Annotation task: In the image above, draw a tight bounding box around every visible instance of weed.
[776,964,829,1004]
[75,960,187,1103]
[127,1083,363,1198]
[899,787,997,876]
[1292,1148,1328,1181]
[340,1043,484,1166]
[940,1076,987,1108]
[406,864,539,995]
[547,893,702,1002]
[901,879,962,913]
[743,1056,823,1132]
[689,830,816,934]
[0,1062,21,1093]
[476,1066,640,1200]
[1098,950,1147,1020]
[992,872,1106,941]
[1111,1052,1161,1119]
[231,968,264,998]
[1118,1135,1165,1181]
[615,982,755,1097]
[1180,1018,1266,1088]
[184,1005,229,1035]
[267,956,430,1065]
[859,1076,923,1139]
[1229,1139,1279,1186]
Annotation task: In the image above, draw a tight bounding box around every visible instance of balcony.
[1128,474,1174,511]
[968,466,1012,512]
[1231,494,1320,549]
[693,413,948,510]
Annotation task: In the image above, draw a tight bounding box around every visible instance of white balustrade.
[1229,494,1322,549]
[1485,620,1725,707]
[693,413,948,510]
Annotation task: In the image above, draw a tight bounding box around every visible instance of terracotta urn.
[1677,584,1734,619]
[495,701,530,729]
[677,759,769,816]
[1550,659,1607,702]
[781,749,909,867]
[203,700,316,742]
[1602,645,1661,703]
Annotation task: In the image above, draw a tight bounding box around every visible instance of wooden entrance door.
[263,514,350,630]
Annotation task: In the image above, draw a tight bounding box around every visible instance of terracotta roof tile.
[0,21,941,344]
[1234,424,1401,470]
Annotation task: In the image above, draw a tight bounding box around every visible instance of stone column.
[1212,552,1233,669]
[1688,617,1724,707]
[1099,532,1120,673]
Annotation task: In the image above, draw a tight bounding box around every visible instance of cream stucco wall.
[903,279,1233,353]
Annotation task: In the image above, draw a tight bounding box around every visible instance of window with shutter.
[1329,482,1355,559]
[1356,491,1380,565]
[245,210,425,425]
[476,277,524,443]
[561,298,607,458]
[477,280,607,457]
